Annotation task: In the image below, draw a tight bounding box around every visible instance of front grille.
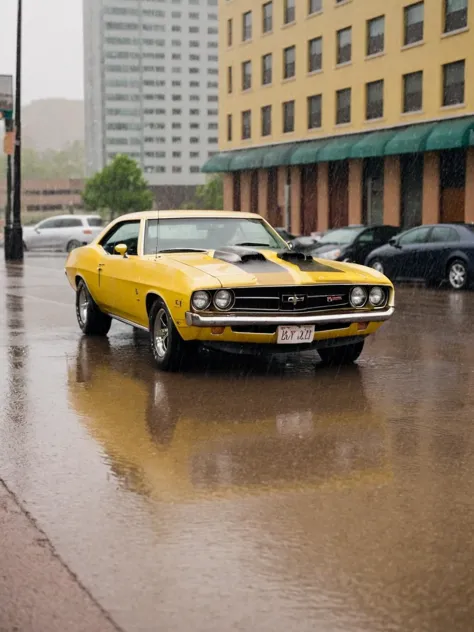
[230,322,351,335]
[232,285,352,313]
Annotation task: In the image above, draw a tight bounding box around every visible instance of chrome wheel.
[449,262,467,290]
[78,286,89,324]
[372,260,384,274]
[154,308,169,359]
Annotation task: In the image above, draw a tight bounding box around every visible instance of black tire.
[447,259,469,291]
[76,279,112,336]
[318,341,365,366]
[67,239,82,253]
[370,259,385,275]
[149,298,196,371]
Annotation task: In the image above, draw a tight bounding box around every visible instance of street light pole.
[10,0,23,261]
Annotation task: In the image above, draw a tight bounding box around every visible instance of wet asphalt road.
[1,254,474,632]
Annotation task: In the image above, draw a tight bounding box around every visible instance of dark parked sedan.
[365,223,474,290]
[310,225,400,264]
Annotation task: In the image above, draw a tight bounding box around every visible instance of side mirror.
[389,237,398,247]
[35,227,40,234]
[114,243,128,257]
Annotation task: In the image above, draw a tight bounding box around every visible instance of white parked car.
[23,215,104,252]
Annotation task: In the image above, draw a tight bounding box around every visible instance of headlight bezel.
[213,289,235,311]
[191,290,211,311]
[349,286,368,308]
[369,286,386,307]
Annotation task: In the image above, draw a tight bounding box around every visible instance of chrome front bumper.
[185,307,394,328]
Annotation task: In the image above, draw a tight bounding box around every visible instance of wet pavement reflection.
[1,255,474,631]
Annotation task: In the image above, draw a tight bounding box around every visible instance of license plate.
[277,325,315,344]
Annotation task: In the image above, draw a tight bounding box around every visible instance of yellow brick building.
[203,0,474,234]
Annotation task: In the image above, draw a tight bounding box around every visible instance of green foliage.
[181,175,223,210]
[0,141,85,179]
[82,154,154,219]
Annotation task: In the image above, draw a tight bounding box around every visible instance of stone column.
[317,163,329,231]
[290,166,302,235]
[240,171,252,213]
[422,152,440,225]
[222,173,233,210]
[384,156,401,226]
[348,159,363,225]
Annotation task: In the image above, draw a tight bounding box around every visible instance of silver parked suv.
[23,214,104,252]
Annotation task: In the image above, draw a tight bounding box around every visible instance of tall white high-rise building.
[83,0,219,188]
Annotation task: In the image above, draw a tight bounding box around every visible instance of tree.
[181,175,223,210]
[0,141,85,180]
[82,154,154,220]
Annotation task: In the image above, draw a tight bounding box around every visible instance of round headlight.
[214,289,234,311]
[369,287,385,307]
[192,291,211,311]
[350,286,368,308]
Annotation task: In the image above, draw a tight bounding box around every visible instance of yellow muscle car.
[65,210,395,371]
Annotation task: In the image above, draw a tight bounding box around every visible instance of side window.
[100,221,141,256]
[58,218,83,228]
[429,226,460,243]
[398,226,430,246]
[375,227,397,242]
[357,229,376,243]
[38,218,60,230]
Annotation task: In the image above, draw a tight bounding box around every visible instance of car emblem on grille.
[283,294,306,305]
[327,295,343,303]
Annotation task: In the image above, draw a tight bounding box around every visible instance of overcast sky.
[2,0,84,104]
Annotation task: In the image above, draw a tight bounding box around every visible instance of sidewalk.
[0,481,120,632]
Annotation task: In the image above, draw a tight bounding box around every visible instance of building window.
[242,11,252,41]
[367,16,385,56]
[242,110,251,139]
[283,100,295,133]
[308,37,322,72]
[366,80,384,119]
[337,27,352,65]
[403,71,423,112]
[262,53,273,85]
[227,66,233,93]
[242,60,252,90]
[261,105,272,136]
[307,94,322,129]
[444,0,468,32]
[263,1,273,33]
[227,18,232,46]
[284,0,295,24]
[404,2,424,46]
[336,88,351,124]
[309,0,322,14]
[283,45,296,79]
[443,60,465,106]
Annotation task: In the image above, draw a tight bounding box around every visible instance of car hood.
[150,247,390,287]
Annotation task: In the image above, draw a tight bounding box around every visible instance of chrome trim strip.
[185,307,395,328]
[107,313,149,332]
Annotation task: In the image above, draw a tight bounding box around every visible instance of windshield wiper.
[234,242,272,247]
[156,248,208,253]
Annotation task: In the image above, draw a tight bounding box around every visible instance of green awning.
[290,139,329,165]
[425,116,474,152]
[262,143,299,168]
[201,152,234,173]
[317,134,365,162]
[229,147,268,171]
[384,122,437,156]
[351,129,398,159]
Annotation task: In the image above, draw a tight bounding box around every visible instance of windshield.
[318,227,364,245]
[144,218,287,255]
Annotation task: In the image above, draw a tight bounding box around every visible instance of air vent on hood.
[213,246,267,264]
[277,250,314,263]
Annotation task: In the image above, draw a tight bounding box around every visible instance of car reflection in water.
[68,337,392,502]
